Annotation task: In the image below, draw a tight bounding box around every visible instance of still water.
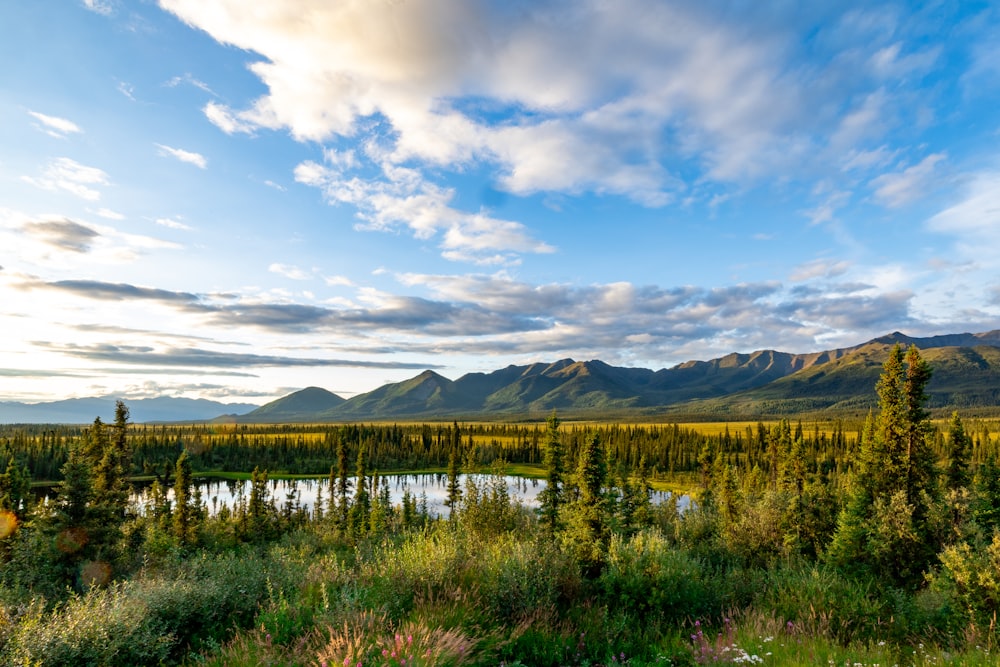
[143,473,687,518]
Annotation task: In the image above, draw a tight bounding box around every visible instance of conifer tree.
[564,432,609,577]
[827,344,938,586]
[0,453,31,520]
[348,449,369,534]
[172,450,196,546]
[539,412,564,534]
[444,448,462,521]
[247,466,271,541]
[945,412,972,492]
[336,440,349,529]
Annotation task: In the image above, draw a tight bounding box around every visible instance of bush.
[598,531,722,623]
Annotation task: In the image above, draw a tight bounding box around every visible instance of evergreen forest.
[2,344,1000,665]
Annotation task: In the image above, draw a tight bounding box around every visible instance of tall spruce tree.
[564,432,609,577]
[539,412,564,535]
[444,448,462,521]
[827,344,938,586]
[945,411,972,492]
[172,450,197,546]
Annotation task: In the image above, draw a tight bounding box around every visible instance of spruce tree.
[172,450,196,546]
[827,344,938,586]
[539,412,564,534]
[945,412,972,492]
[564,432,609,577]
[444,448,462,521]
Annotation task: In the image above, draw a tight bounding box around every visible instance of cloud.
[927,171,1000,259]
[803,191,851,225]
[203,101,257,135]
[27,111,82,138]
[96,208,125,220]
[323,275,353,287]
[269,263,311,280]
[36,342,439,370]
[295,156,554,264]
[841,145,898,172]
[871,153,946,208]
[155,143,207,169]
[22,157,109,201]
[25,279,201,303]
[789,259,851,282]
[117,81,136,101]
[16,268,928,369]
[165,73,216,95]
[164,0,916,213]
[82,0,113,15]
[21,219,100,252]
[155,217,192,230]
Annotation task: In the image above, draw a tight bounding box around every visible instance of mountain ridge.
[5,330,1000,423]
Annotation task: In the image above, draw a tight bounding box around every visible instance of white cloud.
[841,145,897,172]
[27,111,82,138]
[204,101,256,135]
[155,143,208,169]
[22,157,109,201]
[160,0,829,204]
[294,155,554,264]
[927,172,1000,263]
[871,153,946,208]
[165,73,215,95]
[117,81,136,101]
[82,0,113,15]
[95,208,125,220]
[155,217,192,231]
[789,259,851,282]
[323,275,353,287]
[269,263,311,280]
[803,191,851,226]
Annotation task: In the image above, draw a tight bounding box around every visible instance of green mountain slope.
[240,387,345,422]
[239,330,1000,421]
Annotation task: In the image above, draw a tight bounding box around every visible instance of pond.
[38,473,689,519]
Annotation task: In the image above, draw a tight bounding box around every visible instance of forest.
[1,343,1000,666]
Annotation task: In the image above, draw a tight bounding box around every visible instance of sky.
[2,1,1000,405]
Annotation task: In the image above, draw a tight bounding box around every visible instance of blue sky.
[2,0,999,404]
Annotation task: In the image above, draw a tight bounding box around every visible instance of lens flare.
[0,511,17,539]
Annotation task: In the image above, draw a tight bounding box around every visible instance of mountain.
[10,330,1000,424]
[665,334,1000,418]
[0,396,259,424]
[275,329,1000,420]
[239,387,345,422]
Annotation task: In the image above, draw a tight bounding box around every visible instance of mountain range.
[0,397,258,425]
[235,330,1000,422]
[4,330,1000,424]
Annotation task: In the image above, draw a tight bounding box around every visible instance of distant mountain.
[239,387,345,422]
[660,335,1000,418]
[0,396,259,424]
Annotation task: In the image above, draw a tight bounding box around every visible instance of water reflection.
[136,473,687,518]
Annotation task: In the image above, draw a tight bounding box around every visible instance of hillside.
[238,387,345,423]
[8,330,1000,424]
[238,329,1000,421]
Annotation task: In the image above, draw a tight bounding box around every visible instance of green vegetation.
[2,344,1000,665]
